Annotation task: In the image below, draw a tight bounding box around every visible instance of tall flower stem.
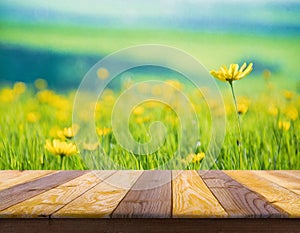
[228,81,243,167]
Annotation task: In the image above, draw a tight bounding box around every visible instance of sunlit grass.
[0,76,299,170]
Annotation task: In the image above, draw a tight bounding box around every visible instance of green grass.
[0,79,299,170]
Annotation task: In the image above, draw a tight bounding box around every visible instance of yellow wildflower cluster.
[187,152,205,163]
[45,125,79,160]
[284,106,298,121]
[268,105,279,117]
[26,112,40,123]
[0,82,27,102]
[97,127,112,136]
[37,90,71,110]
[278,121,291,131]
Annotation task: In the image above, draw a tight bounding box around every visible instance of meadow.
[0,22,299,170]
[0,76,299,170]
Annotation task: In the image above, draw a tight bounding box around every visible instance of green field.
[0,22,299,170]
[1,22,300,76]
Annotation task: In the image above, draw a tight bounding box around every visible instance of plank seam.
[49,171,117,218]
[225,171,290,217]
[0,171,87,212]
[110,171,145,218]
[196,171,229,216]
[0,171,57,192]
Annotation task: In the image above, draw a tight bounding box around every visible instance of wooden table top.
[0,170,299,219]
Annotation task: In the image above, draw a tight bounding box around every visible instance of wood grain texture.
[254,171,300,195]
[0,171,115,218]
[0,171,25,180]
[225,171,300,217]
[280,170,300,178]
[52,170,142,218]
[0,170,299,219]
[172,170,227,218]
[112,170,171,218]
[199,170,285,218]
[0,171,86,211]
[0,171,55,191]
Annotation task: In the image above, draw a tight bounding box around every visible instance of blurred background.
[0,0,300,91]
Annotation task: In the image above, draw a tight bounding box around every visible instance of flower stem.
[228,81,243,167]
[60,155,65,170]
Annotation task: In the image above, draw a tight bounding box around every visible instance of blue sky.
[1,0,300,33]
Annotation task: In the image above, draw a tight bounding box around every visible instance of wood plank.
[199,170,285,218]
[0,171,23,179]
[52,170,143,218]
[225,171,300,217]
[0,171,116,218]
[112,170,172,218]
[172,170,227,218]
[0,171,86,211]
[280,170,300,179]
[0,171,55,191]
[254,171,300,195]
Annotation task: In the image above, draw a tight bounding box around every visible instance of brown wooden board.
[198,170,287,218]
[226,170,300,217]
[0,171,86,211]
[112,170,172,218]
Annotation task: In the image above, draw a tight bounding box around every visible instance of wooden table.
[0,170,299,233]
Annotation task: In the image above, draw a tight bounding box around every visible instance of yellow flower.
[165,80,184,90]
[0,88,15,102]
[262,69,271,81]
[237,97,250,115]
[284,106,298,121]
[237,103,249,115]
[278,121,290,131]
[55,110,70,122]
[45,139,78,157]
[135,116,151,124]
[57,125,79,139]
[283,90,294,101]
[268,105,278,117]
[34,78,48,90]
[26,112,40,123]
[97,67,110,80]
[37,90,70,110]
[13,82,26,95]
[83,142,99,151]
[210,62,253,82]
[97,127,112,136]
[188,152,205,163]
[132,106,144,115]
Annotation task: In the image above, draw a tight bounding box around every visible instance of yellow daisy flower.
[57,125,79,140]
[45,139,78,157]
[210,62,253,83]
